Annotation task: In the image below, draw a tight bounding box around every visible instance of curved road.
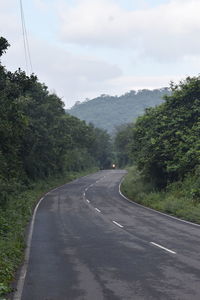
[15,170,200,300]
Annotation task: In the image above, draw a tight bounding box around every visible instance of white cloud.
[0,1,20,40]
[2,35,122,107]
[59,0,200,61]
[107,74,182,92]
[0,0,122,107]
[1,0,199,108]
[31,40,122,107]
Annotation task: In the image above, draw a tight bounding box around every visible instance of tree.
[129,76,200,188]
[114,124,134,167]
[0,37,114,204]
[0,37,10,57]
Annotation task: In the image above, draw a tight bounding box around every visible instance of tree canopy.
[0,37,113,205]
[115,76,200,189]
[0,37,10,57]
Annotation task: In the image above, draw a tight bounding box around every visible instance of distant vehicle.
[112,164,116,169]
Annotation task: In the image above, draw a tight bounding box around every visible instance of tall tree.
[129,77,200,188]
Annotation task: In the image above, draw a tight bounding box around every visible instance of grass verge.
[121,166,200,224]
[0,168,98,299]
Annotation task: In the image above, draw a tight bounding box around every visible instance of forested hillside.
[67,88,170,134]
[0,37,112,297]
[116,77,200,223]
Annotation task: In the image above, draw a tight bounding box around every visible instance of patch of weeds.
[121,166,200,225]
[0,282,11,298]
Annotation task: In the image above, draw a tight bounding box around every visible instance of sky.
[1,0,200,108]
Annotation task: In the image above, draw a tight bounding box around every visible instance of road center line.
[150,242,176,254]
[112,220,123,228]
[95,208,101,213]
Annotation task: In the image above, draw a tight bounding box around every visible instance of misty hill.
[67,88,170,134]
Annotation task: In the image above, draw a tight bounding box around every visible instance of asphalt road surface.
[15,170,200,300]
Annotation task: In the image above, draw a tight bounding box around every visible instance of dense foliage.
[130,77,200,188]
[115,77,200,193]
[67,88,170,134]
[0,37,113,207]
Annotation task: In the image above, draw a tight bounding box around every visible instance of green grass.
[121,166,200,224]
[0,168,98,299]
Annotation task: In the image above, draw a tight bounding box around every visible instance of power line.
[19,0,33,75]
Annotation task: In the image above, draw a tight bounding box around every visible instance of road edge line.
[13,195,44,300]
[119,177,200,228]
[13,179,72,300]
[13,171,104,299]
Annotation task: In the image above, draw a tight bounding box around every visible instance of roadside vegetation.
[121,166,200,224]
[116,76,200,224]
[0,37,113,298]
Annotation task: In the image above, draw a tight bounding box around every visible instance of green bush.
[122,166,200,224]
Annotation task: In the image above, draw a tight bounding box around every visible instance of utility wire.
[19,0,33,75]
[20,0,28,73]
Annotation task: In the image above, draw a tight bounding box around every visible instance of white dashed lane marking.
[112,221,123,228]
[95,208,101,213]
[150,242,176,254]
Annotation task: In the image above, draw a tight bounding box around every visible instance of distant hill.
[67,88,170,134]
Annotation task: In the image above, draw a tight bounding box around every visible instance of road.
[15,170,200,300]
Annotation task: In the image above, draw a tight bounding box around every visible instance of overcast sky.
[1,0,200,107]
